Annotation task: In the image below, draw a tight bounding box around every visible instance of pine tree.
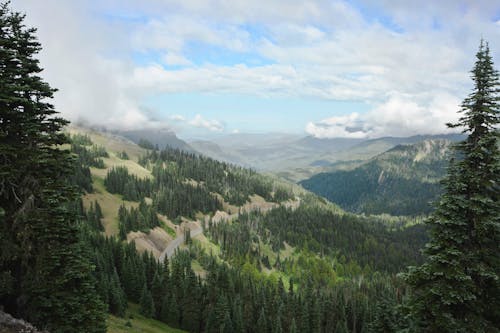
[221,310,234,333]
[167,294,181,327]
[151,271,164,318]
[289,318,298,333]
[0,3,105,332]
[159,294,170,323]
[108,269,127,317]
[257,308,268,333]
[139,283,155,318]
[369,296,398,333]
[404,40,500,332]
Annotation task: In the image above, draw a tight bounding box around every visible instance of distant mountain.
[322,133,465,166]
[295,136,366,152]
[189,140,247,166]
[300,139,456,216]
[192,132,464,182]
[210,132,302,148]
[119,128,194,152]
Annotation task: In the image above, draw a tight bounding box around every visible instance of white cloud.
[306,113,367,139]
[306,92,461,138]
[170,114,186,121]
[10,0,500,136]
[189,114,224,132]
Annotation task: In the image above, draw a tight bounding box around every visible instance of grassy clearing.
[107,303,186,333]
[83,176,138,236]
[191,259,207,278]
[67,126,147,162]
[91,153,152,179]
[160,221,177,238]
[67,126,152,178]
[193,235,221,257]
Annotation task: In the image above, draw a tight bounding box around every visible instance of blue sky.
[13,0,500,139]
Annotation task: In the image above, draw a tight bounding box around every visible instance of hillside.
[300,139,453,216]
[63,126,430,333]
[118,128,194,152]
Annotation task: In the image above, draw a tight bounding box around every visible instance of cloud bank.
[306,93,462,138]
[12,0,500,137]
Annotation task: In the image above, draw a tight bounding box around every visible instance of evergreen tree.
[159,294,170,323]
[167,294,181,328]
[108,269,127,317]
[369,296,398,333]
[221,310,234,333]
[0,3,105,332]
[139,283,155,318]
[232,297,244,333]
[257,308,268,333]
[404,40,500,332]
[151,271,164,318]
[289,318,298,333]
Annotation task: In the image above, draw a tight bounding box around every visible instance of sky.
[11,0,500,139]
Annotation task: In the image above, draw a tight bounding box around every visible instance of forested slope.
[64,128,428,333]
[300,139,452,216]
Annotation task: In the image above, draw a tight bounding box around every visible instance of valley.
[66,126,430,332]
[2,4,498,332]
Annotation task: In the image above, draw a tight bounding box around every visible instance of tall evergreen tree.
[139,283,155,318]
[404,40,500,332]
[0,3,105,332]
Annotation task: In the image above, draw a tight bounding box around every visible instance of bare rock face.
[0,311,48,333]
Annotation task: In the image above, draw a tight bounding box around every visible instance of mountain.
[192,132,464,182]
[119,128,194,152]
[209,132,302,148]
[300,139,455,216]
[188,139,247,166]
[294,136,366,152]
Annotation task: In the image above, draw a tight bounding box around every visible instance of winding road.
[158,226,203,262]
[157,197,301,262]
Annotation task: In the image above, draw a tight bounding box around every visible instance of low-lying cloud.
[189,114,225,132]
[306,93,462,138]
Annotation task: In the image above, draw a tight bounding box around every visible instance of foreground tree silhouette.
[0,3,106,332]
[404,40,500,332]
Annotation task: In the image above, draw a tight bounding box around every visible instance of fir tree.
[289,318,298,333]
[0,3,105,332]
[139,283,155,318]
[108,269,127,317]
[159,294,170,323]
[404,40,500,332]
[257,308,268,333]
[221,310,234,333]
[151,271,164,318]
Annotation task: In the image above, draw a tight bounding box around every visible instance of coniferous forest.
[0,2,499,333]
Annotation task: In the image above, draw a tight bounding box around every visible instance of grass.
[91,153,152,179]
[67,126,147,162]
[160,221,177,238]
[83,175,138,236]
[191,259,207,278]
[193,234,221,257]
[107,303,186,333]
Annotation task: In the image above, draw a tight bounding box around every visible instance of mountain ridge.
[300,138,455,216]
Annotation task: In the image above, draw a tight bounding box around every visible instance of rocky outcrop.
[0,311,48,333]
